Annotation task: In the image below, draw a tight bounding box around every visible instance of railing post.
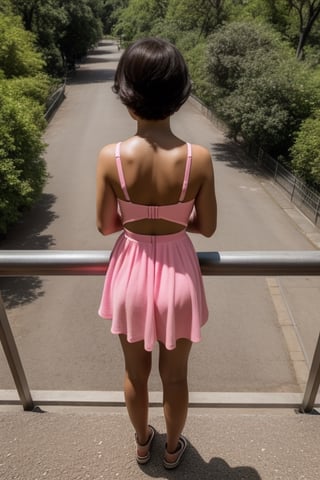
[301,331,320,413]
[0,292,34,411]
[315,198,320,225]
[291,178,297,202]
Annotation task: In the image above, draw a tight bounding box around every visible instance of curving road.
[1,40,319,395]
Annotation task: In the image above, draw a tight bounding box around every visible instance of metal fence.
[45,82,66,121]
[253,147,320,227]
[0,250,320,414]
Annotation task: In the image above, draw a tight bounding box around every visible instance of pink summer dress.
[98,142,209,351]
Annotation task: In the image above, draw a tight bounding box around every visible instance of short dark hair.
[112,37,192,120]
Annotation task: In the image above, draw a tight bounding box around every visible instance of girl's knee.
[126,368,150,385]
[159,366,188,387]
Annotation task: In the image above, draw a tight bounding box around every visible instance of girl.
[96,37,217,469]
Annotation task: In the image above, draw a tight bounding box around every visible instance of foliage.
[102,0,130,35]
[0,0,13,15]
[0,13,45,77]
[113,0,168,42]
[206,21,317,154]
[290,109,320,186]
[0,79,48,234]
[114,0,230,40]
[178,36,212,103]
[207,21,282,95]
[0,11,50,234]
[59,0,103,68]
[286,0,320,58]
[10,0,106,76]
[165,0,227,35]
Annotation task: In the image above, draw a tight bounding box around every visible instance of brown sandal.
[135,425,156,464]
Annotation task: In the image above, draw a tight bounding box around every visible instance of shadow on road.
[83,56,115,64]
[69,42,118,85]
[87,48,115,56]
[0,277,44,309]
[211,141,267,178]
[98,40,115,48]
[139,435,262,479]
[0,193,57,309]
[69,68,115,84]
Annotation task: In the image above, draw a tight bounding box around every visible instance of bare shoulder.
[191,144,212,162]
[97,143,118,176]
[191,144,213,174]
[98,143,117,163]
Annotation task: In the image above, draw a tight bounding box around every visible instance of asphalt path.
[1,40,319,396]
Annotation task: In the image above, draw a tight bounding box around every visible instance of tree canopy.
[110,0,320,189]
[10,0,106,76]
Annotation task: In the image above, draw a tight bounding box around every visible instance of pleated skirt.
[98,229,208,351]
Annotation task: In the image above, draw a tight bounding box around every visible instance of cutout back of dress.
[115,142,194,227]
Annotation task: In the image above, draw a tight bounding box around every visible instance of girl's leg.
[158,339,192,454]
[119,334,152,447]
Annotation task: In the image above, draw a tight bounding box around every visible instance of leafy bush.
[180,38,212,104]
[59,0,103,67]
[206,21,317,155]
[0,13,44,77]
[0,13,50,234]
[290,110,320,188]
[206,21,279,98]
[113,0,166,42]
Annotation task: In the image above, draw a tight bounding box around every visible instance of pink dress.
[98,142,208,351]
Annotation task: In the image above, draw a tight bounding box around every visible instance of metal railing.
[254,147,320,227]
[45,81,66,121]
[1,250,320,413]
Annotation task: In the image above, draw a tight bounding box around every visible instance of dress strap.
[179,143,192,202]
[115,142,130,201]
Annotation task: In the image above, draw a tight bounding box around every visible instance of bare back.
[96,134,217,237]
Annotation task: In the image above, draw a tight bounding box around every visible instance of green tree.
[290,109,320,186]
[11,0,105,75]
[227,1,320,60]
[165,0,227,36]
[287,0,320,58]
[59,0,103,68]
[0,13,45,77]
[113,0,168,42]
[229,0,288,26]
[0,0,13,15]
[0,78,48,234]
[0,12,49,234]
[102,0,129,34]
[10,0,68,76]
[206,21,279,98]
[182,39,211,102]
[206,21,317,154]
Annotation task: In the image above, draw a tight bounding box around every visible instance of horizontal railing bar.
[0,251,110,276]
[1,390,314,409]
[1,250,319,412]
[1,250,320,276]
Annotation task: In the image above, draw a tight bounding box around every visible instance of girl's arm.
[96,145,123,235]
[187,147,217,237]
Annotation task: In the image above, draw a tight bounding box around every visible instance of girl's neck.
[135,117,173,140]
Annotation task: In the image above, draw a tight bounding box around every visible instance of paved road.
[1,40,319,396]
